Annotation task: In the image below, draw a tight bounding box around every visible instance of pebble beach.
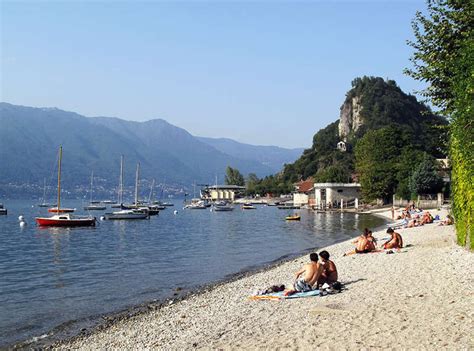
[56,208,473,350]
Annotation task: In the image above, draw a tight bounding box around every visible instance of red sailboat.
[36,146,96,227]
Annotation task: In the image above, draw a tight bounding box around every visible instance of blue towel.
[270,290,321,299]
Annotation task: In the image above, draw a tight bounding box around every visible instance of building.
[337,141,347,152]
[293,178,315,207]
[314,182,361,209]
[200,185,246,202]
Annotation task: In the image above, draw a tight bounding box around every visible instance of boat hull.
[83,205,107,211]
[104,213,149,220]
[36,217,96,227]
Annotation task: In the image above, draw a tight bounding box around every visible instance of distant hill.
[0,103,302,192]
[196,137,304,173]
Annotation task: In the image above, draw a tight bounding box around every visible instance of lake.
[0,199,385,347]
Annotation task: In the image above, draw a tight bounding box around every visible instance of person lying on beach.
[382,228,403,249]
[406,218,419,228]
[317,250,338,288]
[420,212,434,225]
[291,253,323,292]
[439,214,454,226]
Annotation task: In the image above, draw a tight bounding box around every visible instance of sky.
[1,0,428,148]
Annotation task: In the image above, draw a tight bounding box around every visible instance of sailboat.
[84,171,106,210]
[36,147,96,226]
[37,178,56,207]
[104,157,149,220]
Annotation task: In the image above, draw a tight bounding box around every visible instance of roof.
[295,178,314,193]
[313,182,361,189]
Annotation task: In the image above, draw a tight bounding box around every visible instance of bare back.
[303,262,324,286]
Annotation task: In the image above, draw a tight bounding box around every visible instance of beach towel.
[250,290,321,301]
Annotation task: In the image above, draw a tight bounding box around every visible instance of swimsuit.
[294,277,313,292]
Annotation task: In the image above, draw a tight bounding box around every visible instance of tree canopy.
[406,0,474,249]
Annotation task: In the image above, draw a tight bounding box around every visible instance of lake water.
[0,199,385,347]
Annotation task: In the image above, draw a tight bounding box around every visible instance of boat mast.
[57,146,62,210]
[135,162,140,206]
[42,178,47,204]
[119,155,124,205]
[148,179,155,204]
[90,171,94,204]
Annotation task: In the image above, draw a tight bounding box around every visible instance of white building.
[200,185,246,202]
[314,183,361,209]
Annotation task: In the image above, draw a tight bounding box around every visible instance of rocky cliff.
[338,96,363,141]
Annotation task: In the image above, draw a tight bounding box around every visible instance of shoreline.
[12,211,387,350]
[14,208,474,350]
[53,207,473,349]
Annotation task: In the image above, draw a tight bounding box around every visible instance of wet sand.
[56,208,473,350]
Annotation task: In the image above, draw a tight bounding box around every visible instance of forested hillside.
[277,76,448,201]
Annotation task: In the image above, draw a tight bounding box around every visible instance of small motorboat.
[212,202,234,211]
[104,208,149,220]
[285,214,301,221]
[0,203,7,215]
[241,203,256,210]
[84,204,107,211]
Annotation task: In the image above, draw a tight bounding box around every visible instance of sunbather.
[344,229,375,255]
[383,228,403,249]
[292,253,323,292]
[317,250,338,288]
[439,214,454,226]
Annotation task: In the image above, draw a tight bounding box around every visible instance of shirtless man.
[383,228,403,249]
[344,229,374,255]
[317,250,338,288]
[293,253,323,292]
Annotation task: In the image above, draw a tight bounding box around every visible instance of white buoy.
[18,215,25,222]
[173,210,178,215]
[20,220,27,227]
[100,216,106,221]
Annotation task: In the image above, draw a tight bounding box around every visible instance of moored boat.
[212,202,234,211]
[0,203,7,215]
[36,213,96,227]
[36,146,95,227]
[104,209,149,220]
[241,203,256,210]
[285,214,301,221]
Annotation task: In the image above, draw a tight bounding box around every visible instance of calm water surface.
[0,199,385,346]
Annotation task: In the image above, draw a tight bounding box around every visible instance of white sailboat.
[104,157,149,220]
[84,171,106,210]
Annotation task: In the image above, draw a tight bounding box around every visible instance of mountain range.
[0,103,303,191]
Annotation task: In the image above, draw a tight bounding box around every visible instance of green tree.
[408,155,444,196]
[355,127,401,202]
[406,0,474,249]
[245,173,260,196]
[224,166,245,186]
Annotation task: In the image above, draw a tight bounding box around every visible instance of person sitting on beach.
[382,228,403,249]
[367,230,377,251]
[344,229,375,255]
[317,250,338,288]
[292,253,323,292]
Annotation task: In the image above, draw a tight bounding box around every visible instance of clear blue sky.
[1,0,427,148]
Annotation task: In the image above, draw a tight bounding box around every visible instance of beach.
[56,208,473,350]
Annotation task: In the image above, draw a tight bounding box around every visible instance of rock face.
[338,96,363,141]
